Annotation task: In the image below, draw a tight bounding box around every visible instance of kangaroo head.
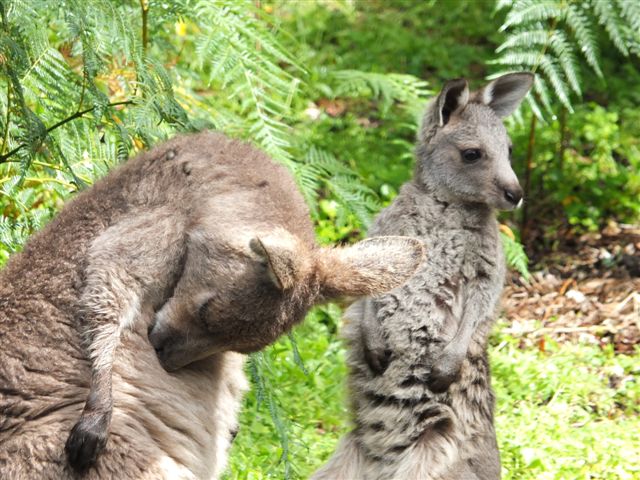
[415,72,534,210]
[149,230,424,371]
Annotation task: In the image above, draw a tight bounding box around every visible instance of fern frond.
[538,55,571,110]
[331,69,430,115]
[617,0,640,36]
[548,31,581,95]
[501,231,530,280]
[496,29,549,52]
[493,0,640,113]
[532,75,553,115]
[594,1,629,56]
[565,4,603,77]
[500,1,564,31]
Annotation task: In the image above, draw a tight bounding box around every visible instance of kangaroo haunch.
[0,131,425,479]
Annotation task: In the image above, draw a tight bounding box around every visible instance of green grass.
[226,312,640,479]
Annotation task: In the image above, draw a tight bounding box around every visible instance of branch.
[0,100,134,164]
[140,0,149,54]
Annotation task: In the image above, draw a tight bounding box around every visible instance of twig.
[1,80,10,155]
[0,100,134,164]
[520,113,537,244]
[140,0,149,55]
[503,324,623,337]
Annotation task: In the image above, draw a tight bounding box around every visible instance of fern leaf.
[496,29,549,53]
[500,1,564,32]
[549,31,581,95]
[539,54,572,111]
[617,0,640,35]
[501,231,530,280]
[565,4,603,77]
[594,0,629,56]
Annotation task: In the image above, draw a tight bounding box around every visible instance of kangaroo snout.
[148,323,180,371]
[503,184,523,208]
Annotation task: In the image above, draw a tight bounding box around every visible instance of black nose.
[504,187,523,206]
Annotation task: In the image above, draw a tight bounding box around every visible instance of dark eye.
[461,149,483,163]
[508,145,513,158]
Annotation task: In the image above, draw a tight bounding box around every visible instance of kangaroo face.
[416,73,533,210]
[148,232,425,371]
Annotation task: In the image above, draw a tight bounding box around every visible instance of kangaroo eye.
[461,149,482,163]
[508,145,513,157]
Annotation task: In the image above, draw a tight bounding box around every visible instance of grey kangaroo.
[0,131,424,478]
[312,72,534,480]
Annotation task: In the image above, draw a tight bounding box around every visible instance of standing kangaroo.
[0,131,424,478]
[313,73,534,480]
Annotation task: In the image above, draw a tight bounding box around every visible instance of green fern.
[331,69,430,117]
[501,231,530,280]
[493,0,640,113]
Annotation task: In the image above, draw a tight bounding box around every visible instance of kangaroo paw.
[364,344,392,375]
[65,413,110,471]
[427,351,463,393]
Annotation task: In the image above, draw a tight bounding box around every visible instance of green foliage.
[226,307,350,480]
[494,0,640,113]
[501,231,530,279]
[0,0,431,261]
[1,2,639,479]
[226,314,640,479]
[491,331,640,479]
[509,103,640,233]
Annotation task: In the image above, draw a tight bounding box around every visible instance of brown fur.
[0,131,424,478]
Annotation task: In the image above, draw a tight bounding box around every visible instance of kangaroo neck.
[407,180,495,230]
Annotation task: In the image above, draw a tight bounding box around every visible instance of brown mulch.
[500,223,640,354]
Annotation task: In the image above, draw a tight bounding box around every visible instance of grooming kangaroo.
[313,73,534,480]
[0,131,424,479]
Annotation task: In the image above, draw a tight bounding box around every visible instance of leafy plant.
[0,0,431,260]
[493,0,640,114]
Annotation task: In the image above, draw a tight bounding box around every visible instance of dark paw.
[427,357,462,393]
[364,347,392,375]
[65,416,109,471]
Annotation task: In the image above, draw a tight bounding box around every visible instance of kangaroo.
[0,131,424,478]
[312,73,534,480]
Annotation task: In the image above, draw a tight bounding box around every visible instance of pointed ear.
[316,236,425,299]
[479,72,534,118]
[250,232,311,290]
[435,78,469,127]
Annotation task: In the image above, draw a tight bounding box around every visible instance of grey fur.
[0,131,425,478]
[313,73,533,480]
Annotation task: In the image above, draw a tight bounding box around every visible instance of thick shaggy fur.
[313,73,533,480]
[0,131,424,478]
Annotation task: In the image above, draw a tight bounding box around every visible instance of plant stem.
[1,80,10,156]
[520,113,537,246]
[140,0,149,55]
[558,106,568,170]
[0,100,133,164]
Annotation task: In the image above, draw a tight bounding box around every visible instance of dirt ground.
[501,223,640,354]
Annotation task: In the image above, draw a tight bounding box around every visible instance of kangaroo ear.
[480,72,534,118]
[250,231,311,290]
[316,236,425,299]
[435,78,469,127]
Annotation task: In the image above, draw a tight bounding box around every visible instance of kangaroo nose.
[504,186,523,206]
